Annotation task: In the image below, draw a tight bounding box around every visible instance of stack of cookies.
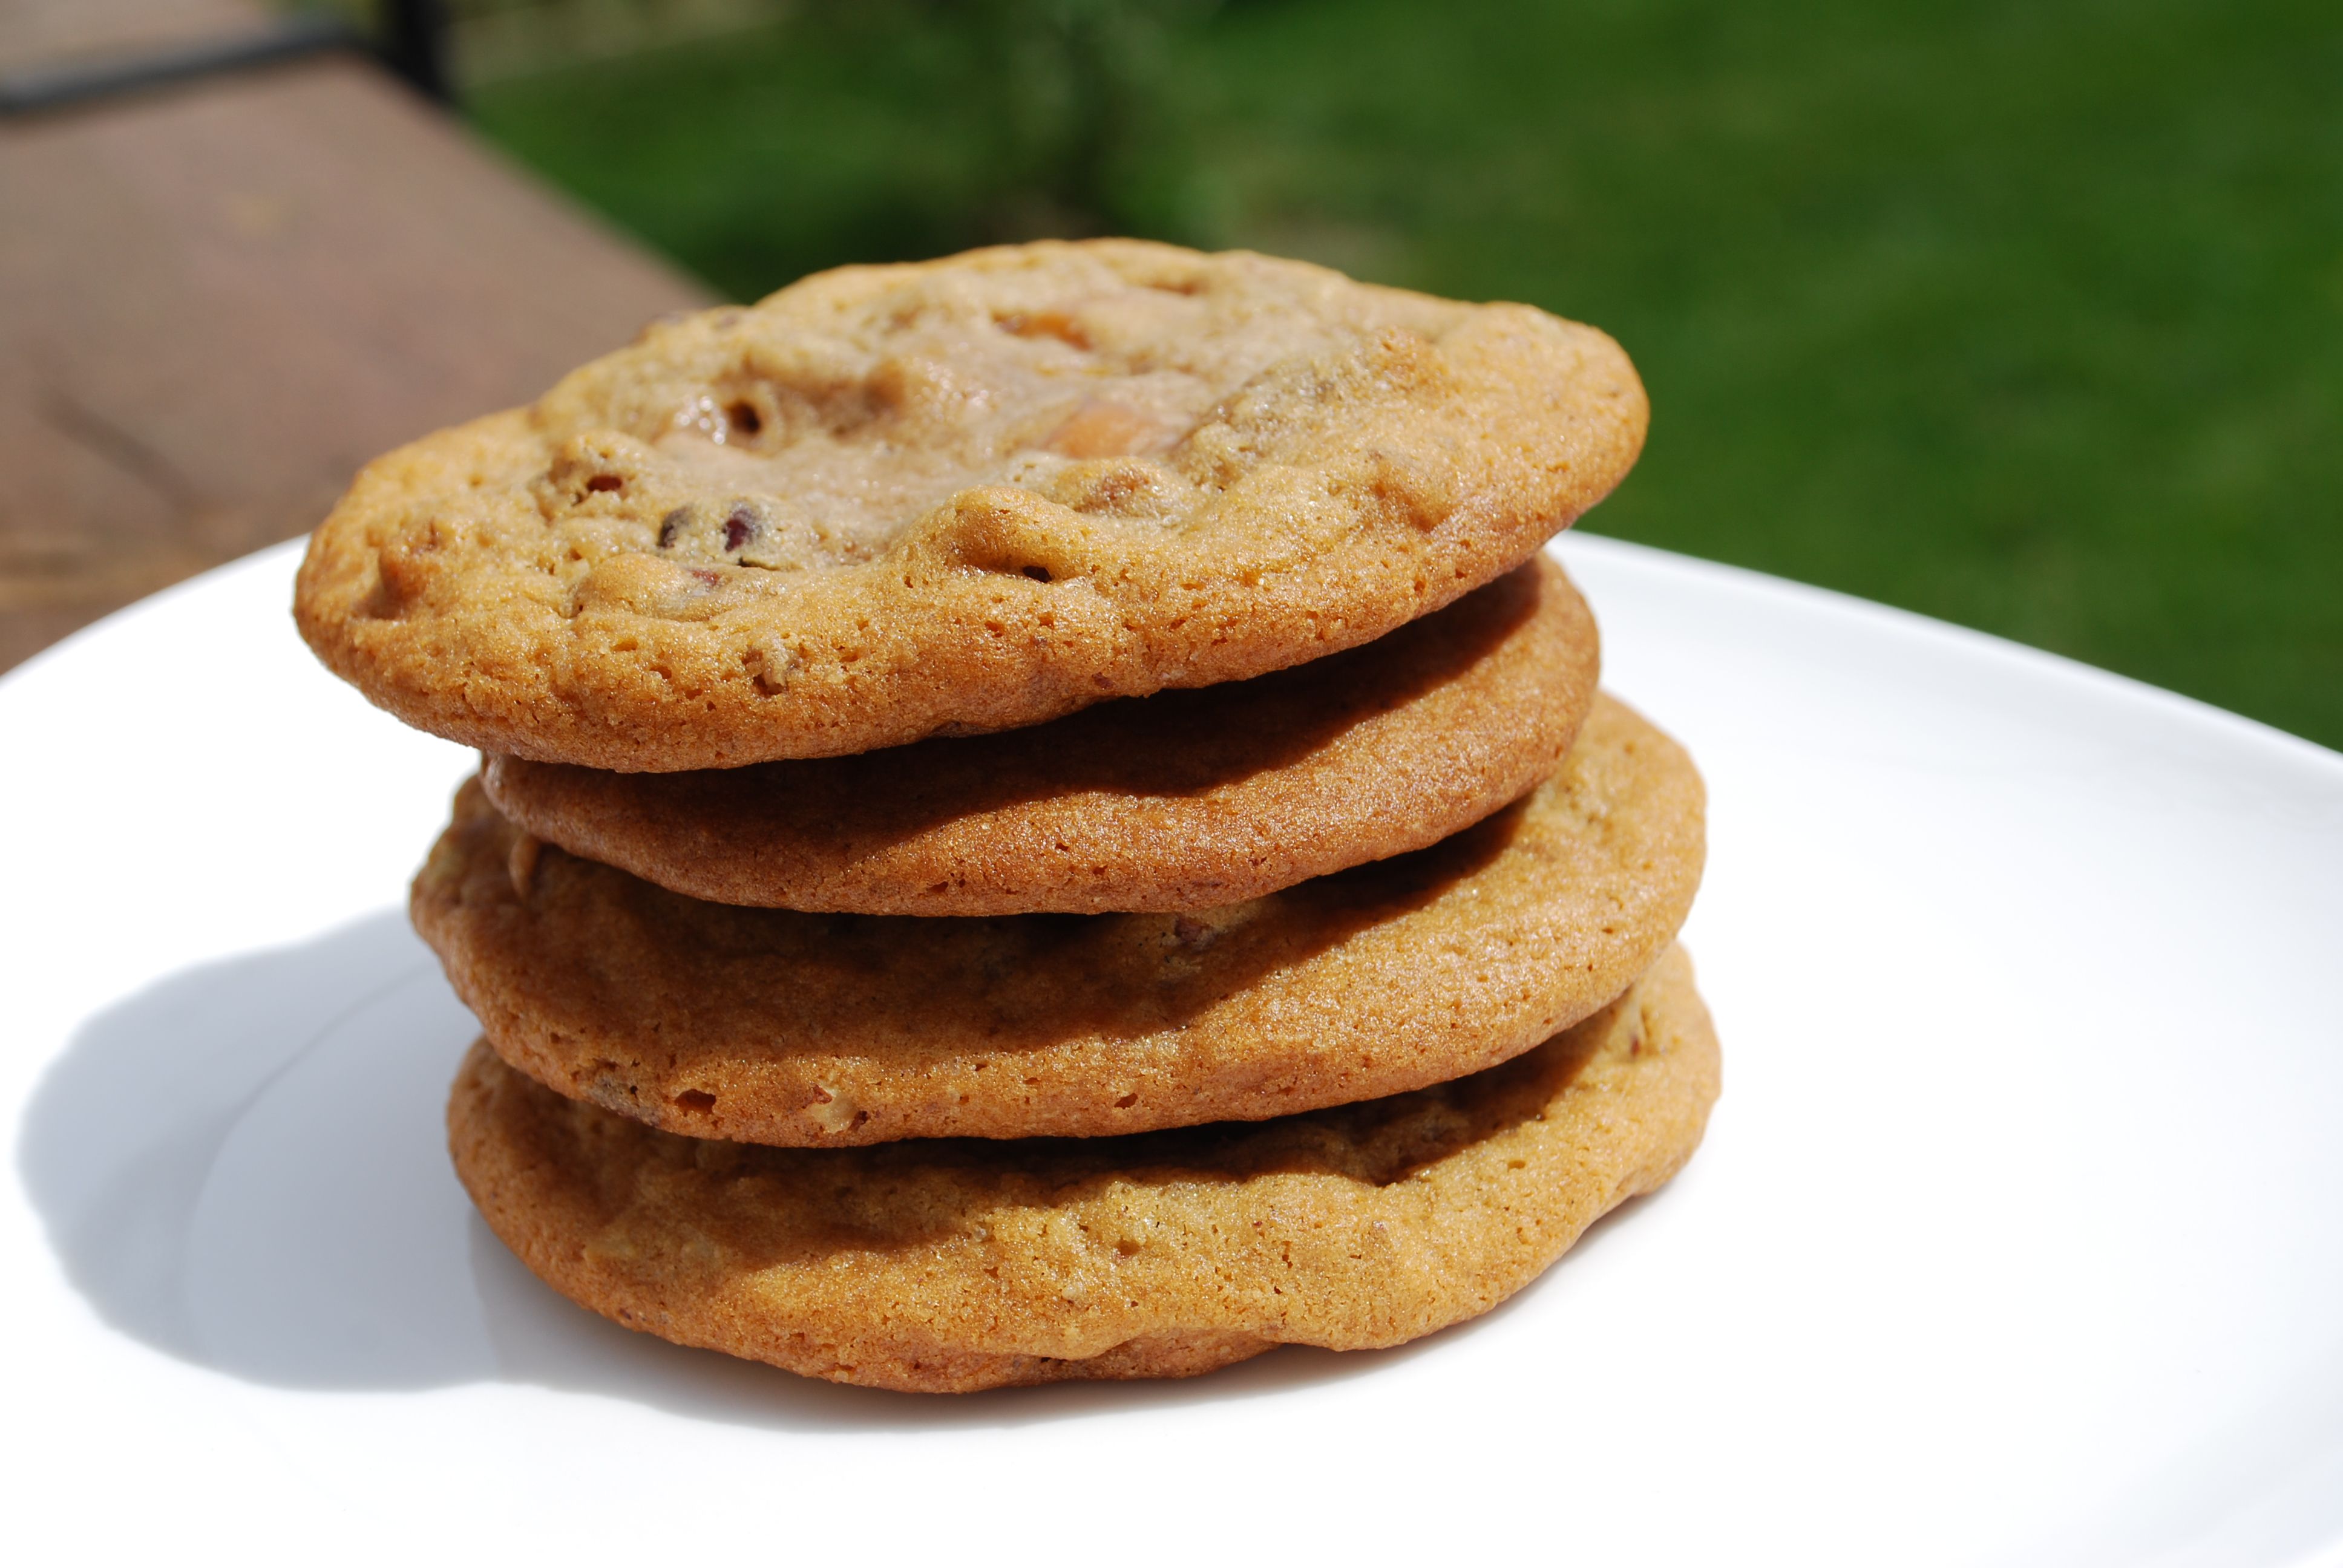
[295,241,1720,1394]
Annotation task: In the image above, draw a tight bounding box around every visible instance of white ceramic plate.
[4,535,2339,1567]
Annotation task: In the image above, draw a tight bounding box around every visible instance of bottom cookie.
[450,946,1720,1394]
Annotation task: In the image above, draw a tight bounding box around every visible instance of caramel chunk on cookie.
[298,241,1647,769]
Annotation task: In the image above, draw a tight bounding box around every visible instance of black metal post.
[379,0,454,105]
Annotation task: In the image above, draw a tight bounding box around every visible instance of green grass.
[469,0,2343,747]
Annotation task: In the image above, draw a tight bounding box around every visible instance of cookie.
[297,240,1647,771]
[414,694,1705,1146]
[448,942,1719,1394]
[480,556,1597,915]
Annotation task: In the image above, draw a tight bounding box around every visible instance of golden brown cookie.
[480,556,1598,915]
[449,944,1719,1394]
[297,240,1647,771]
[414,694,1705,1146]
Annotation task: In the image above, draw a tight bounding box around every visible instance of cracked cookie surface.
[297,240,1647,769]
[448,944,1718,1394]
[481,555,1597,915]
[414,695,1704,1146]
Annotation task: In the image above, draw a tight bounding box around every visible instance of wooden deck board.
[0,11,709,673]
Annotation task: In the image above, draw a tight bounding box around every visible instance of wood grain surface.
[0,0,709,673]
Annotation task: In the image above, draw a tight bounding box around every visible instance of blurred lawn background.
[336,0,2342,745]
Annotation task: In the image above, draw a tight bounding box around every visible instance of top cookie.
[294,240,1647,770]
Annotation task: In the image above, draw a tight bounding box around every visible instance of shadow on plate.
[15,910,1652,1431]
